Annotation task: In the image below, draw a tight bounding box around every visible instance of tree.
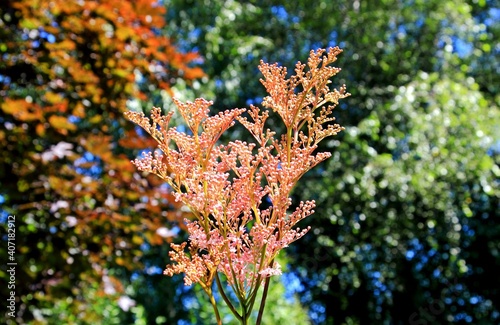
[161,0,499,323]
[294,72,498,324]
[0,0,203,323]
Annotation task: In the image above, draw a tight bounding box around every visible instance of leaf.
[183,67,205,80]
[36,124,46,137]
[1,99,43,121]
[132,235,144,245]
[0,98,21,115]
[112,69,130,78]
[48,115,77,132]
[45,92,64,104]
[46,39,76,51]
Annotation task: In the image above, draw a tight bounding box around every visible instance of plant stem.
[215,273,242,321]
[207,288,222,325]
[255,259,274,325]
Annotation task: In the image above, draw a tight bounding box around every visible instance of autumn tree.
[0,0,203,323]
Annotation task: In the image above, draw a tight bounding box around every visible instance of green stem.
[215,273,243,322]
[255,259,274,325]
[207,287,222,325]
[246,273,261,316]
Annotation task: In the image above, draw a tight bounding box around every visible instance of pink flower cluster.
[125,47,349,312]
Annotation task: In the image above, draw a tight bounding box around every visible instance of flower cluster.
[125,47,349,323]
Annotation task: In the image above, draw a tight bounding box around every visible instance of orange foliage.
[0,0,201,321]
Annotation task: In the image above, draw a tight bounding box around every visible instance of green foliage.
[296,71,498,323]
[2,279,150,325]
[163,0,499,323]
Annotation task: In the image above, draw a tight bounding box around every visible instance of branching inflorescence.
[124,47,349,324]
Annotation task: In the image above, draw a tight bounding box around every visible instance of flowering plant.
[125,47,349,324]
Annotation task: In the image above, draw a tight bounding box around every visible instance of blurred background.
[1,0,499,324]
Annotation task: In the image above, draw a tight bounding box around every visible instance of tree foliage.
[163,0,499,323]
[0,0,203,323]
[1,0,498,323]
